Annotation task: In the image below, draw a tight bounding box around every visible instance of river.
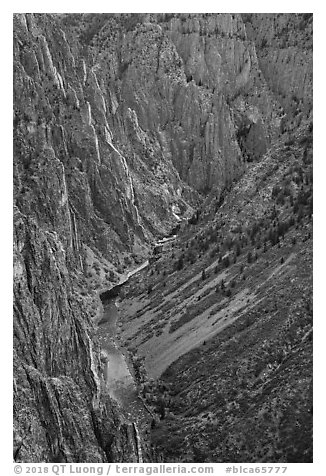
[97,260,150,427]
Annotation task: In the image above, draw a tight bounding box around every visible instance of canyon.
[13,13,312,463]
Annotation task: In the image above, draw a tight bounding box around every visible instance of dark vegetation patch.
[124,123,313,462]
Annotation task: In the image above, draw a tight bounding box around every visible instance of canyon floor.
[111,122,313,462]
[13,13,313,463]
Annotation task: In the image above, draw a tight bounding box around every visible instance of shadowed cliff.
[13,13,312,462]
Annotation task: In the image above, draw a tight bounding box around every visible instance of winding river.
[97,261,150,427]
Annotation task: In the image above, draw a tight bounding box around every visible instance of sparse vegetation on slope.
[14,12,312,463]
[119,121,313,462]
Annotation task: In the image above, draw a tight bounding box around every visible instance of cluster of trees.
[153,126,312,308]
[188,209,201,225]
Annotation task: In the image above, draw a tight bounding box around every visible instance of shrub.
[223,256,230,268]
[176,257,184,271]
[285,137,295,146]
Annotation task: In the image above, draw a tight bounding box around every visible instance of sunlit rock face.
[13,13,296,267]
[13,13,312,462]
[243,13,313,132]
[13,13,197,270]
[90,13,284,195]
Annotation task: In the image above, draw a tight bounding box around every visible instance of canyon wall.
[14,207,143,462]
[13,13,312,462]
[13,13,149,462]
[243,13,313,132]
[86,13,284,194]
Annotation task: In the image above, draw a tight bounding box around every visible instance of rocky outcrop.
[13,13,312,463]
[13,207,143,462]
[86,13,285,194]
[13,13,196,273]
[13,13,291,268]
[13,13,154,462]
[243,13,313,132]
[164,14,280,168]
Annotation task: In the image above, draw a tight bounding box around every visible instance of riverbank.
[96,259,152,434]
[97,302,148,426]
[95,260,149,325]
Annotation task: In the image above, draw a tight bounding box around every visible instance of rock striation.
[13,13,312,462]
[243,14,313,132]
[13,205,143,462]
[86,13,285,194]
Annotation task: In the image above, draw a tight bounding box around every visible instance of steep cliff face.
[13,13,152,462]
[164,14,282,169]
[243,14,313,132]
[13,13,312,463]
[13,206,144,462]
[14,12,291,271]
[83,13,284,194]
[14,13,196,271]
